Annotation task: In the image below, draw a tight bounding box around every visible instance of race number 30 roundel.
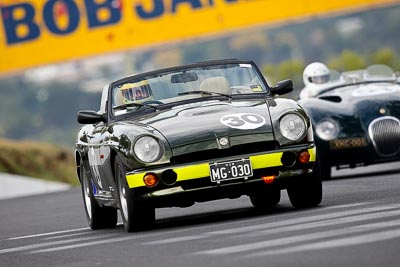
[220,113,266,130]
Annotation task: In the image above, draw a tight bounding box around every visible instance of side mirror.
[77,110,105,124]
[270,79,293,96]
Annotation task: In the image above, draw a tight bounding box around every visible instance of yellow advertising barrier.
[0,0,398,74]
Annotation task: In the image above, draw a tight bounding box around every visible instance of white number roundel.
[220,113,266,130]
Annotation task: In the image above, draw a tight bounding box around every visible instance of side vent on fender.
[318,96,342,103]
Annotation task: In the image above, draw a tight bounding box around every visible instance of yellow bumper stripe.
[126,147,316,189]
[251,152,283,169]
[309,147,316,162]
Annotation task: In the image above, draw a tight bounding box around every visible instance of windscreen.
[111,62,268,116]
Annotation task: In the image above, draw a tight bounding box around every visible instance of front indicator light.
[298,151,310,164]
[262,175,276,184]
[143,173,158,187]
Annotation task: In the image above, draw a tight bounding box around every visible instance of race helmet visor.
[310,74,330,84]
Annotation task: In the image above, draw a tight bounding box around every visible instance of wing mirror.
[77,110,106,124]
[270,79,293,96]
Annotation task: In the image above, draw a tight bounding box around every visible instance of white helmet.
[303,62,330,86]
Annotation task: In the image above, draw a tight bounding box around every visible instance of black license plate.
[209,159,253,183]
[329,137,368,150]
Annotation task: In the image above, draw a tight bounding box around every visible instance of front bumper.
[317,138,400,167]
[126,145,315,197]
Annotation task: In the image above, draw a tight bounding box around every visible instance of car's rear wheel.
[80,165,117,229]
[250,188,281,210]
[314,151,331,180]
[287,173,322,209]
[115,157,155,232]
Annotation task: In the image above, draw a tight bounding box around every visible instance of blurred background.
[0,0,399,184]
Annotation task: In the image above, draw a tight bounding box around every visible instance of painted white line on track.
[196,219,400,255]
[207,204,400,235]
[3,203,377,242]
[247,227,400,257]
[1,203,396,255]
[43,231,94,240]
[8,227,91,240]
[143,234,210,245]
[29,236,138,254]
[321,202,372,210]
[144,208,399,245]
[242,208,400,238]
[0,234,116,254]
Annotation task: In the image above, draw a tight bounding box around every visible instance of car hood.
[324,83,400,118]
[299,82,400,114]
[137,100,274,153]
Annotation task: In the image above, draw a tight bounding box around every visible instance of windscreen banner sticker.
[220,113,265,130]
[250,85,263,92]
[239,64,252,68]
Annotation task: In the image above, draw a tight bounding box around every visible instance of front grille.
[170,141,279,165]
[368,116,400,156]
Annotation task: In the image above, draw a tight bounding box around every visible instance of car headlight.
[279,114,306,141]
[315,119,339,141]
[133,136,162,163]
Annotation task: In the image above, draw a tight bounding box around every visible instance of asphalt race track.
[1,163,399,267]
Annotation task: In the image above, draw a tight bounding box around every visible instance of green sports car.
[75,59,321,232]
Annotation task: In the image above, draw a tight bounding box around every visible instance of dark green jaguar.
[299,64,400,180]
[75,59,321,232]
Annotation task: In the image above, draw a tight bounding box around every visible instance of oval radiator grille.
[368,116,400,156]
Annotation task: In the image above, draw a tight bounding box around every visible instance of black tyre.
[80,165,118,229]
[287,174,322,209]
[115,157,155,232]
[250,188,281,210]
[314,151,331,181]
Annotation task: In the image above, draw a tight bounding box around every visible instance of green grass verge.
[0,139,78,186]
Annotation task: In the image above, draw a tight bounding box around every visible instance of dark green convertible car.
[299,64,400,180]
[75,59,321,232]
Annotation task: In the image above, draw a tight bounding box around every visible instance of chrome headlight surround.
[133,136,163,163]
[315,119,339,141]
[279,113,307,141]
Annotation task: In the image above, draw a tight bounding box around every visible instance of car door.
[86,121,117,197]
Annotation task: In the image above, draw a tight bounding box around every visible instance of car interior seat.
[199,76,231,95]
[114,90,126,107]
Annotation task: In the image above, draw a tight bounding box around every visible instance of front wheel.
[314,150,331,181]
[287,174,322,209]
[80,165,117,229]
[115,157,155,232]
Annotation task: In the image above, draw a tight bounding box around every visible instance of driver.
[115,80,153,106]
[299,62,330,99]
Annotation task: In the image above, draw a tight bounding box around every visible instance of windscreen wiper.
[113,102,160,111]
[178,90,232,99]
